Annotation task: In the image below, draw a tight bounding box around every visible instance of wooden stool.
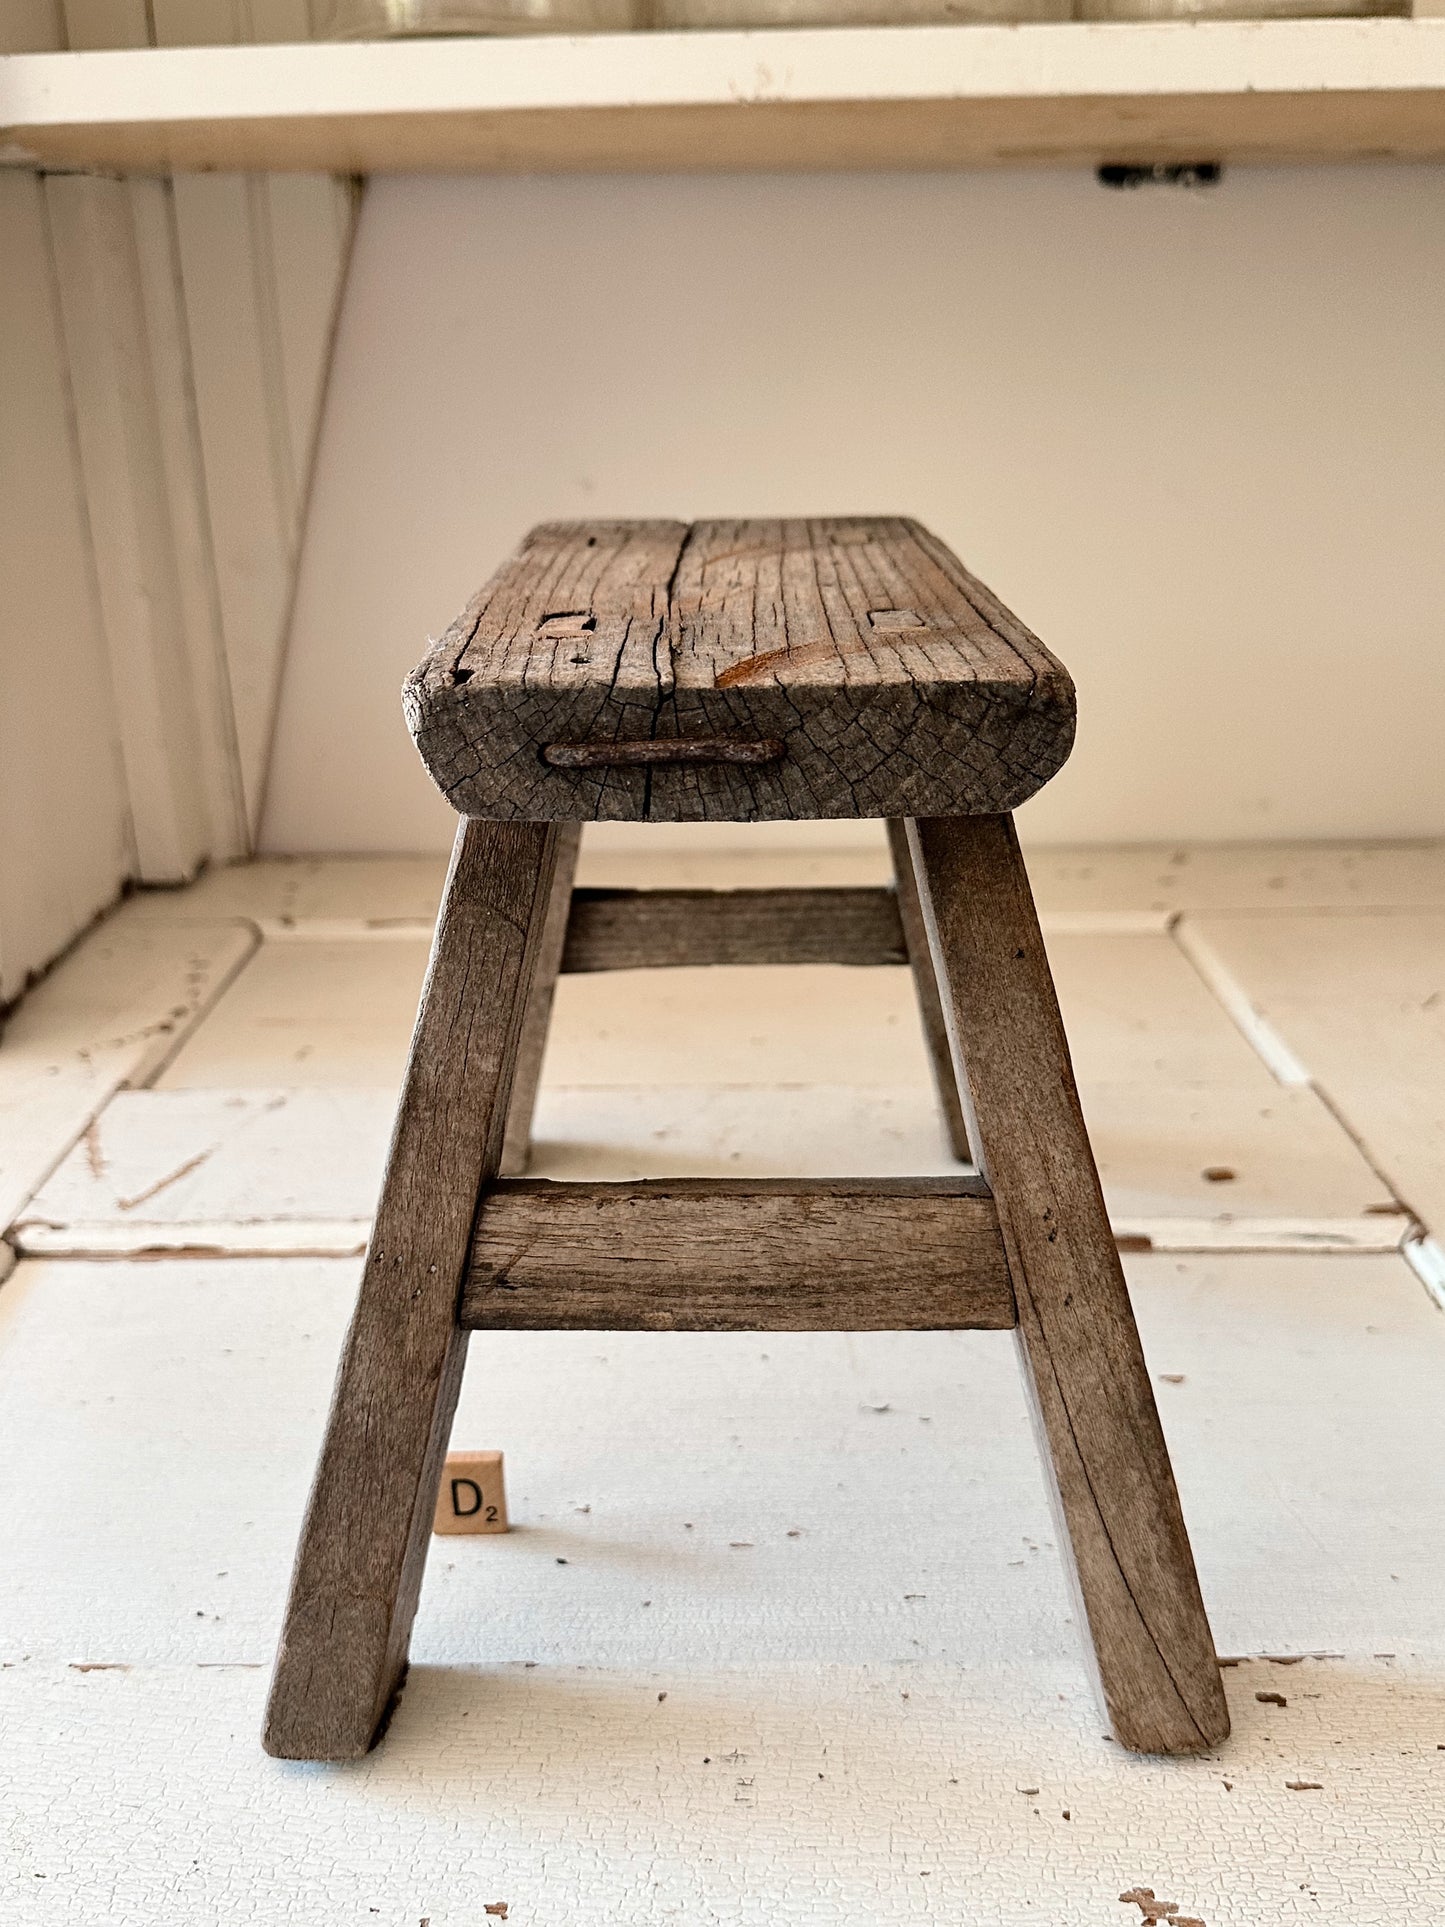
[264,518,1229,1763]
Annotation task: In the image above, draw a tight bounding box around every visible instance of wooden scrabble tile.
[433,1451,508,1536]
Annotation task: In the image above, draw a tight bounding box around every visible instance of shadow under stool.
[264,515,1229,1763]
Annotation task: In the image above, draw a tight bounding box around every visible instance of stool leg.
[263,819,566,1761]
[500,823,581,1176]
[887,818,970,1162]
[908,814,1229,1756]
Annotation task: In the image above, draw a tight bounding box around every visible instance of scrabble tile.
[433,1450,508,1536]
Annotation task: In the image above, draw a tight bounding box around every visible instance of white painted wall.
[264,164,1445,854]
[0,172,132,1001]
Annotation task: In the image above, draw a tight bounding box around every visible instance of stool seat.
[405,516,1075,823]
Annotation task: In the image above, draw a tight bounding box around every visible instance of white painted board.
[0,1251,1439,1671]
[16,1075,1399,1259]
[54,9,250,875]
[0,916,255,1232]
[0,1654,1437,1926]
[128,173,250,861]
[1183,911,1445,1242]
[1025,839,1445,915]
[153,935,431,1088]
[33,914,1387,1247]
[14,1086,390,1254]
[120,852,451,926]
[116,840,1445,930]
[6,19,1445,169]
[45,171,212,883]
[150,2,357,840]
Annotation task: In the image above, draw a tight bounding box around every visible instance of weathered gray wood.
[405,518,1075,823]
[887,819,971,1162]
[908,813,1229,1756]
[461,1177,1015,1332]
[560,885,908,973]
[263,819,563,1762]
[500,822,581,1176]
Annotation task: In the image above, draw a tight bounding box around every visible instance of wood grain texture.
[887,819,971,1163]
[406,518,1074,823]
[461,1177,1015,1332]
[263,818,562,1762]
[560,885,908,972]
[499,822,580,1177]
[908,813,1229,1756]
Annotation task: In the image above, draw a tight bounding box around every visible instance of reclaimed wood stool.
[264,517,1229,1762]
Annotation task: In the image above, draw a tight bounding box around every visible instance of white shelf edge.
[4,19,1443,173]
[5,20,1445,125]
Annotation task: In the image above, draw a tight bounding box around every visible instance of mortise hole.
[449,666,473,684]
[869,608,925,632]
[539,611,596,636]
[1203,1166,1237,1183]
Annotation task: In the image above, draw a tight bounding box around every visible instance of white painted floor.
[1,839,1442,1925]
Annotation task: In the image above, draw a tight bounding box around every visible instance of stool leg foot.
[500,823,581,1176]
[887,819,970,1163]
[263,820,566,1761]
[909,814,1229,1756]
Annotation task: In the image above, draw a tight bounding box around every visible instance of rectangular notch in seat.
[461,1177,1015,1333]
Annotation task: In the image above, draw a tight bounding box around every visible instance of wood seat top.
[405,517,1075,823]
